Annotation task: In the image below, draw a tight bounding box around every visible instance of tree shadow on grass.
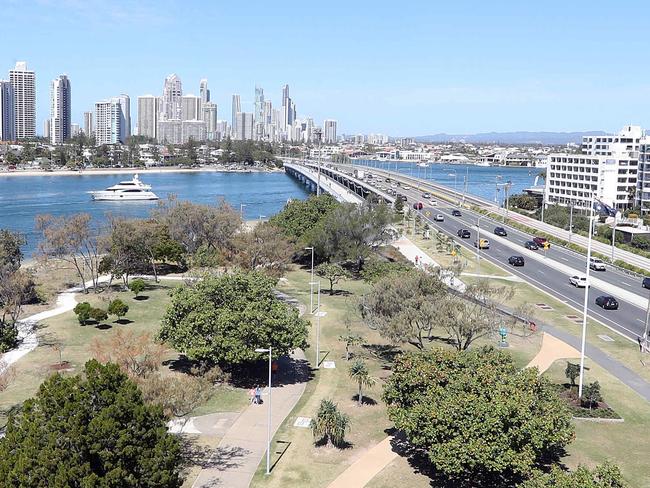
[133,295,149,301]
[114,318,133,325]
[327,289,352,297]
[95,323,112,330]
[180,436,249,472]
[313,437,354,450]
[361,344,401,368]
[352,394,378,406]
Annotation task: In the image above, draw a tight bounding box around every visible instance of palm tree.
[310,399,350,448]
[348,359,377,406]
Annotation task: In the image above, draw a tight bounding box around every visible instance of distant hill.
[414,131,607,145]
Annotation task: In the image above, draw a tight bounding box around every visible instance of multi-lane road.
[352,166,650,343]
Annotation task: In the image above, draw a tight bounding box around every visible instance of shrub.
[129,278,146,297]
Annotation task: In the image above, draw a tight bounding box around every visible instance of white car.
[429,199,438,206]
[589,257,606,271]
[434,214,444,222]
[402,185,411,190]
[569,275,589,288]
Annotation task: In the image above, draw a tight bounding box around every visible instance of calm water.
[355,159,540,203]
[0,171,310,256]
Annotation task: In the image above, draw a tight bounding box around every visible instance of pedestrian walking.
[249,387,256,404]
[254,386,262,405]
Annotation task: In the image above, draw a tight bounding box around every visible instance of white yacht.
[89,174,159,201]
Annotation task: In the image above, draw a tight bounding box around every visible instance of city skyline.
[3,0,650,136]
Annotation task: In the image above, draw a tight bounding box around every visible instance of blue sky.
[2,0,650,136]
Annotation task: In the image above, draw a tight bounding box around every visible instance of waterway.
[0,171,310,256]
[353,159,540,204]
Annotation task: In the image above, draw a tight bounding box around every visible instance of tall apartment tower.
[323,119,337,143]
[235,112,253,140]
[43,119,50,139]
[203,102,218,140]
[0,80,15,141]
[162,74,182,120]
[95,97,128,145]
[83,111,93,137]
[117,94,131,139]
[231,94,241,138]
[199,79,210,105]
[50,74,71,144]
[181,94,201,120]
[137,95,160,140]
[9,62,36,139]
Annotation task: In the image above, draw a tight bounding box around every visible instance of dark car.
[533,236,548,247]
[452,209,462,217]
[494,227,507,237]
[398,194,407,202]
[508,255,524,266]
[643,277,650,289]
[524,240,539,250]
[595,295,619,310]
[457,229,471,238]
[413,202,423,210]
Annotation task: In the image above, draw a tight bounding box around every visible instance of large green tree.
[269,193,339,242]
[158,272,309,364]
[0,360,182,487]
[383,347,574,485]
[0,230,32,351]
[521,462,628,488]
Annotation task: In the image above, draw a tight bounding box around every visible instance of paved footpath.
[191,351,308,488]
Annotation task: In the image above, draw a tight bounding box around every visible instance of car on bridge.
[595,295,619,310]
[533,236,549,247]
[474,238,490,249]
[524,240,539,250]
[434,214,445,222]
[508,256,524,266]
[569,275,588,288]
[452,209,462,217]
[457,229,471,238]
[643,277,650,289]
[422,192,431,198]
[494,226,507,236]
[589,257,606,271]
[402,185,411,190]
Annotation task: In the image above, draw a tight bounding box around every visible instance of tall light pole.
[314,282,326,369]
[305,247,315,313]
[578,192,596,399]
[611,214,618,262]
[476,215,484,275]
[643,291,650,353]
[448,169,458,206]
[568,201,574,245]
[495,175,502,204]
[314,128,323,196]
[254,346,273,475]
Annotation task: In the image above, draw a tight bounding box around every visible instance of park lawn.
[463,275,650,386]
[1,279,249,427]
[250,265,544,488]
[543,359,650,487]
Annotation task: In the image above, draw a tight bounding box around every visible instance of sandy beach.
[0,165,283,177]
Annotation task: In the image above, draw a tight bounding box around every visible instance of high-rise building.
[203,102,218,140]
[181,120,207,143]
[235,112,253,140]
[117,94,131,139]
[215,120,228,141]
[43,119,50,139]
[199,79,210,105]
[181,94,201,121]
[231,94,241,137]
[162,74,182,120]
[95,97,129,145]
[83,111,93,137]
[0,80,15,141]
[9,62,36,139]
[50,74,71,144]
[137,95,159,140]
[71,123,80,137]
[282,84,289,109]
[254,85,265,140]
[324,119,337,143]
[157,119,182,144]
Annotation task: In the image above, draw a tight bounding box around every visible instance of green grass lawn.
[250,266,544,488]
[1,280,249,427]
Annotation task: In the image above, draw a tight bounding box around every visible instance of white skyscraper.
[50,74,71,144]
[117,94,131,139]
[83,111,93,137]
[9,62,36,139]
[158,119,182,144]
[181,120,207,143]
[95,97,129,145]
[71,123,80,137]
[43,119,50,139]
[199,79,210,105]
[231,94,241,137]
[181,94,201,121]
[324,119,337,143]
[215,120,228,141]
[162,74,182,120]
[235,112,253,140]
[137,95,160,140]
[203,102,218,140]
[0,80,15,141]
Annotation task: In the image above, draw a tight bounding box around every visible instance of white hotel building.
[545,125,644,211]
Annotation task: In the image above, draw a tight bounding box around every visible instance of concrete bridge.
[283,161,394,204]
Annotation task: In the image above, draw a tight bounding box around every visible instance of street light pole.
[568,201,574,245]
[643,290,650,353]
[477,215,483,276]
[314,128,322,196]
[254,346,273,475]
[611,216,618,262]
[305,247,315,313]
[578,192,596,399]
[315,281,322,368]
